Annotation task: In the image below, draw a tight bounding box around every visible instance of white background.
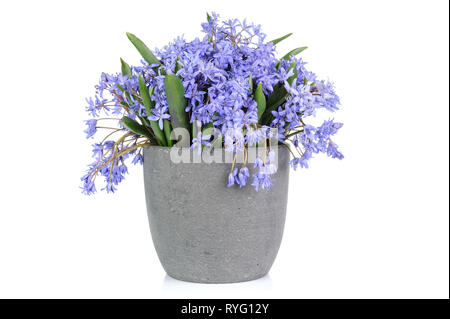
[0,0,448,299]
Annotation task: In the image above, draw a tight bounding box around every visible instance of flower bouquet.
[82,13,343,283]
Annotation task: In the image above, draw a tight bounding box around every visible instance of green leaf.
[119,101,129,108]
[206,12,212,22]
[248,74,253,92]
[269,33,293,45]
[201,122,221,148]
[125,91,133,103]
[148,86,154,100]
[126,32,161,66]
[287,61,297,85]
[281,46,308,61]
[164,73,189,131]
[115,84,134,103]
[115,84,125,92]
[138,74,152,112]
[163,120,173,147]
[255,82,266,121]
[139,115,150,127]
[121,116,153,139]
[149,122,166,146]
[138,74,166,145]
[212,136,222,148]
[120,58,132,76]
[264,84,287,115]
[202,122,213,134]
[275,46,308,69]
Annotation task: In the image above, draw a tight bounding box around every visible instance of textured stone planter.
[143,145,289,283]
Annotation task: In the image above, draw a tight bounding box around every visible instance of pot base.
[144,146,290,284]
[166,271,268,284]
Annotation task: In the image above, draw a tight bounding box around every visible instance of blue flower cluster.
[81,13,343,194]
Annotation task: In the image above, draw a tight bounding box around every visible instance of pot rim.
[143,143,289,151]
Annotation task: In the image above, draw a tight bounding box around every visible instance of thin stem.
[90,140,151,180]
[231,153,237,171]
[243,146,248,166]
[96,126,122,130]
[101,128,124,144]
[285,129,304,139]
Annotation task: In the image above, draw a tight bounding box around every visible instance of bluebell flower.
[327,140,344,159]
[289,158,301,170]
[260,164,277,175]
[271,108,286,128]
[85,97,98,117]
[103,141,115,150]
[289,157,308,170]
[84,119,97,139]
[251,172,272,191]
[81,174,96,195]
[148,106,171,130]
[254,157,264,169]
[104,182,117,194]
[132,154,144,165]
[119,164,128,175]
[92,143,103,160]
[190,131,212,155]
[227,168,238,187]
[260,174,273,190]
[246,127,262,146]
[237,167,250,187]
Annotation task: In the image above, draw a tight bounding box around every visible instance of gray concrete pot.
[143,145,289,283]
